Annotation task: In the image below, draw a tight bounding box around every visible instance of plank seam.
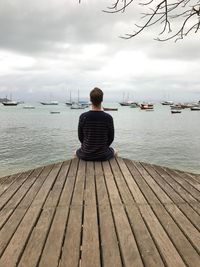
[133,161,200,262]
[101,161,124,266]
[124,159,189,266]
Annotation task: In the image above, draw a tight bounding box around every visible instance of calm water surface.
[0,103,200,176]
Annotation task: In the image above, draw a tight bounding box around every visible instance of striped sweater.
[76,110,114,161]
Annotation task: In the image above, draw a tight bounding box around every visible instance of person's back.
[76,87,115,161]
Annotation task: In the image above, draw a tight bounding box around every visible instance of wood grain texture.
[0,157,199,267]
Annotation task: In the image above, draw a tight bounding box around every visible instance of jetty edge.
[0,157,200,267]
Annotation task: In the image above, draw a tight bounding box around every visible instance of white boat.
[23,105,35,109]
[190,106,200,111]
[2,100,18,106]
[40,101,58,105]
[140,103,154,110]
[161,101,174,105]
[65,91,73,106]
[71,103,86,109]
[170,104,182,110]
[119,92,138,106]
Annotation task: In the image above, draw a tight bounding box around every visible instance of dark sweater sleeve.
[78,115,84,143]
[107,117,114,146]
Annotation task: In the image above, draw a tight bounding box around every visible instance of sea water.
[0,103,200,176]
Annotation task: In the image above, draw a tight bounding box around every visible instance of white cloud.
[0,0,199,102]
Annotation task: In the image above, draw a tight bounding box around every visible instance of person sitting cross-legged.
[76,87,116,161]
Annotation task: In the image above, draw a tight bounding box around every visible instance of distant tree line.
[79,0,200,41]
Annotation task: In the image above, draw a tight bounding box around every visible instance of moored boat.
[130,103,139,108]
[161,101,174,105]
[171,110,182,114]
[103,107,118,111]
[190,106,200,111]
[119,101,138,106]
[23,105,35,109]
[40,101,58,105]
[50,111,61,114]
[2,101,18,106]
[140,103,154,110]
[71,103,86,109]
[170,104,182,110]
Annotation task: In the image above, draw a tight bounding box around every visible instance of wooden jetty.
[0,157,200,267]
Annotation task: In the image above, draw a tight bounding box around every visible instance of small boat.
[130,103,139,108]
[170,104,182,110]
[119,101,138,106]
[190,106,200,111]
[23,105,35,109]
[2,101,18,106]
[171,110,182,114]
[103,107,118,111]
[50,111,60,114]
[161,101,174,105]
[65,102,74,106]
[180,103,196,109]
[140,103,154,110]
[40,101,58,105]
[71,103,86,109]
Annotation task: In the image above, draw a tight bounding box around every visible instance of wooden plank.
[152,165,197,203]
[59,159,85,267]
[165,203,200,254]
[0,164,54,256]
[38,207,70,267]
[38,160,78,267]
[43,160,71,208]
[95,162,122,267]
[102,161,122,205]
[0,170,33,211]
[71,159,86,205]
[0,163,62,266]
[103,161,144,267]
[0,173,21,196]
[109,158,136,204]
[95,162,113,206]
[174,170,200,192]
[20,161,70,267]
[125,204,165,267]
[81,161,101,267]
[142,163,184,203]
[18,208,55,267]
[84,161,96,206]
[133,161,173,204]
[140,163,200,226]
[0,167,43,229]
[58,158,79,207]
[139,205,186,267]
[124,159,160,205]
[152,164,200,217]
[177,203,200,231]
[151,203,200,267]
[60,206,83,267]
[163,167,200,201]
[117,158,147,204]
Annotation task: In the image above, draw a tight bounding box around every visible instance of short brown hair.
[90,87,103,106]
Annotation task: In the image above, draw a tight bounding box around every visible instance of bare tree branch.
[79,0,200,41]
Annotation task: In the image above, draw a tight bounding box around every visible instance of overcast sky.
[0,0,200,102]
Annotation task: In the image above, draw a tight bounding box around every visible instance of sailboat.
[70,90,88,109]
[2,94,18,106]
[65,91,74,106]
[40,100,58,105]
[119,92,138,106]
